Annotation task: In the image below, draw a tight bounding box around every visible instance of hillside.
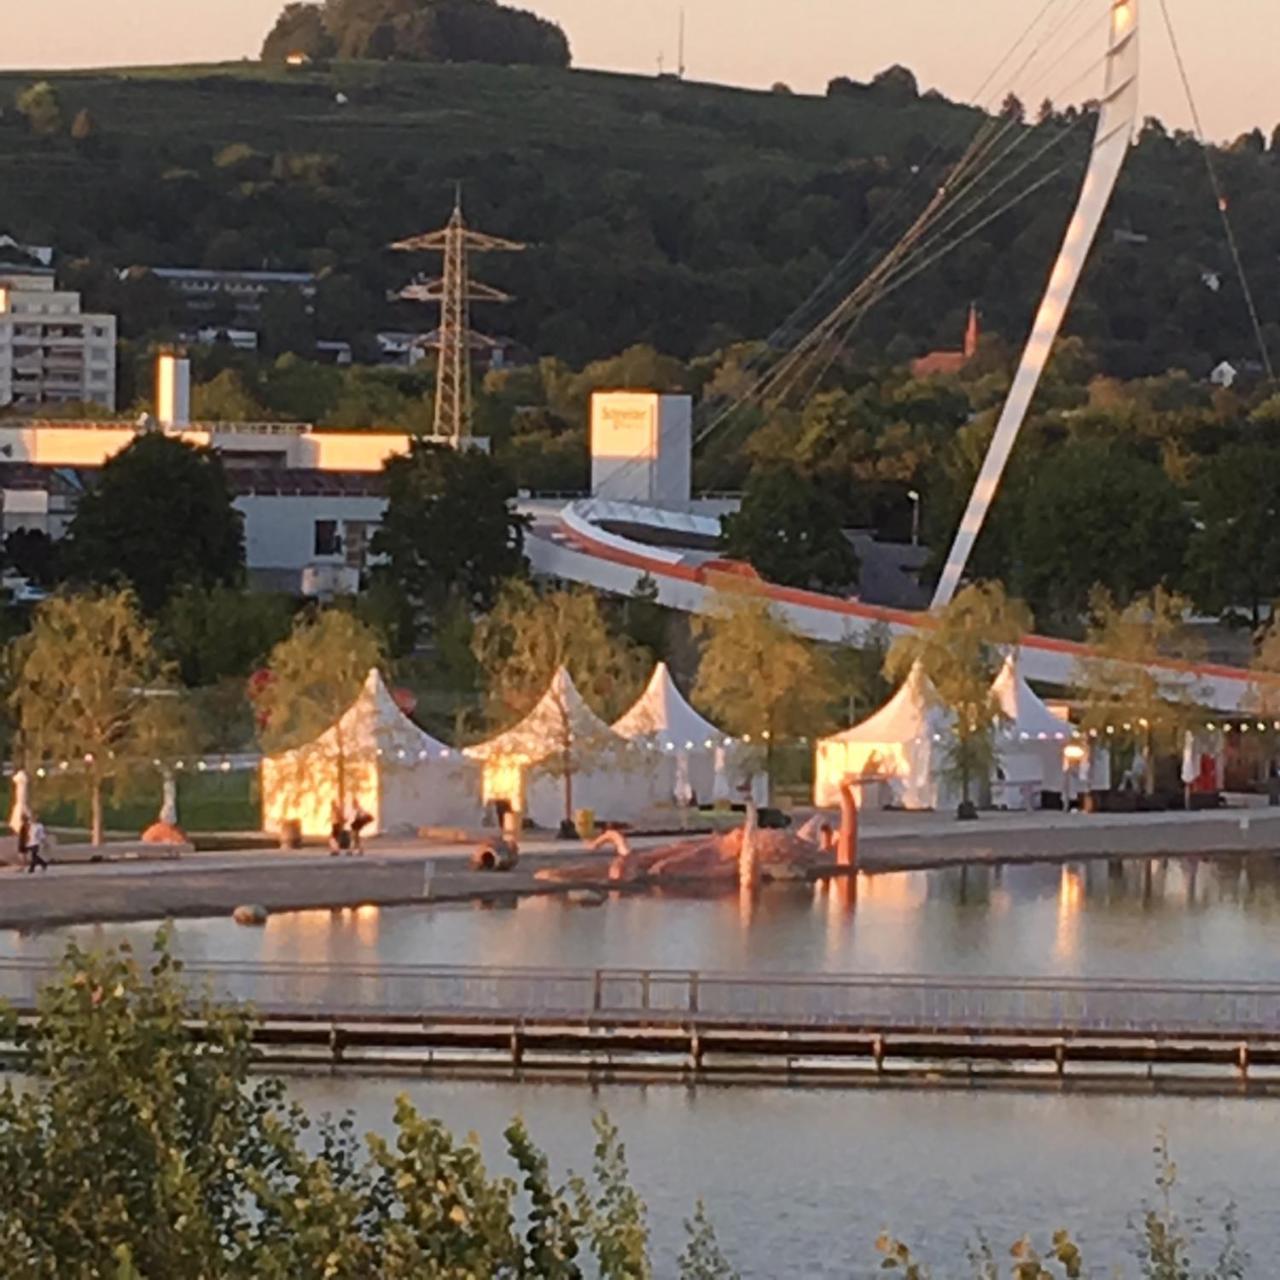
[0,59,1277,373]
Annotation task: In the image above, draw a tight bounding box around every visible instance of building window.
[314,520,342,557]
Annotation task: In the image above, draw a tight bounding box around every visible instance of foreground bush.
[0,933,1252,1278]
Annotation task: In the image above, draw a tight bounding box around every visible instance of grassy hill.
[0,60,1275,372]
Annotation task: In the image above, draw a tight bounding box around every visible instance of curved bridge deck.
[5,961,1280,1094]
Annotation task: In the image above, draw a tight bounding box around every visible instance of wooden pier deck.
[4,961,1280,1094]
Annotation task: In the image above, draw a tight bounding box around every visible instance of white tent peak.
[826,662,949,746]
[465,666,621,762]
[324,667,452,758]
[991,655,1074,741]
[612,662,726,747]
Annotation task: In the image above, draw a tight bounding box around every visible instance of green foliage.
[254,607,384,753]
[692,588,838,794]
[622,572,669,662]
[60,434,245,614]
[159,586,296,687]
[371,440,528,643]
[15,80,63,135]
[0,932,740,1278]
[263,0,571,68]
[7,590,185,844]
[719,463,860,591]
[1186,444,1280,625]
[887,581,1031,808]
[1074,587,1204,794]
[472,579,644,727]
[1011,440,1189,629]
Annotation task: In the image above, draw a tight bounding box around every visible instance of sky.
[1,0,1276,142]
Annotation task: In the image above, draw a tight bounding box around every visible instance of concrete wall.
[236,493,387,574]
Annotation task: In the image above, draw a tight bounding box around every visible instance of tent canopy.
[465,666,624,765]
[261,669,480,837]
[992,656,1074,743]
[611,663,729,749]
[814,665,954,810]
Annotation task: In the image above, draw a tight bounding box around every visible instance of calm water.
[287,1078,1276,1278]
[9,858,1280,1274]
[8,856,1280,981]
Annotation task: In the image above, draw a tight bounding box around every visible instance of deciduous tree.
[886,581,1031,816]
[372,440,528,643]
[61,434,245,614]
[8,591,179,844]
[692,588,838,798]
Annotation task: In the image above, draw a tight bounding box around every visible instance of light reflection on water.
[8,855,1280,981]
[287,1077,1280,1279]
[8,859,1280,1273]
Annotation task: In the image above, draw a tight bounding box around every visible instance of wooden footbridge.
[4,960,1280,1094]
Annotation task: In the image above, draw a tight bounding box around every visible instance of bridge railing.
[0,960,1278,1036]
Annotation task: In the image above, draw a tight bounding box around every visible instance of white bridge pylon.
[932,0,1141,610]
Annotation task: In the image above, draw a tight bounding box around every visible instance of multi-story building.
[0,267,117,411]
[139,267,317,323]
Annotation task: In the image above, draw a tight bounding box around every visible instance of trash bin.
[279,819,302,850]
[574,808,596,840]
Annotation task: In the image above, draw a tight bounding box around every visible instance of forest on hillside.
[0,58,1278,375]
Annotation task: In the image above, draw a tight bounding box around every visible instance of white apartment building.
[0,270,117,411]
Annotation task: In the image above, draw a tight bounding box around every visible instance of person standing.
[349,799,372,855]
[328,801,348,857]
[24,813,47,874]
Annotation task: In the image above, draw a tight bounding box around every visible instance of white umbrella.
[1181,731,1198,787]
[674,750,694,807]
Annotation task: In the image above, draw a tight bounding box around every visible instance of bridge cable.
[1157,0,1275,381]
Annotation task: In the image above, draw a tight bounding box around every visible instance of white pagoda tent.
[813,665,956,811]
[465,667,650,829]
[611,663,737,806]
[990,656,1077,808]
[260,669,482,838]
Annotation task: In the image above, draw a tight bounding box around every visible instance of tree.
[3,529,60,588]
[692,588,838,799]
[8,591,179,845]
[159,586,296,687]
[261,0,337,60]
[60,434,245,614]
[371,441,528,642]
[886,581,1031,817]
[1074,587,1204,795]
[15,81,64,136]
[0,931,738,1276]
[191,369,267,422]
[253,609,384,812]
[622,572,668,661]
[1000,92,1026,124]
[1011,441,1189,630]
[870,64,920,104]
[472,581,646,825]
[265,0,572,68]
[1186,444,1280,625]
[719,464,859,592]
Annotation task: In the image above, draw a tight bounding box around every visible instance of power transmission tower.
[391,190,524,446]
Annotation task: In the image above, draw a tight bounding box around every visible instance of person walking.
[24,813,47,874]
[349,799,372,855]
[328,801,348,857]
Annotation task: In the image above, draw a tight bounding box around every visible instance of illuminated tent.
[611,663,737,805]
[813,664,956,811]
[260,669,482,838]
[465,667,651,829]
[991,656,1076,808]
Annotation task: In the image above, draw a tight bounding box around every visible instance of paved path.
[3,806,1280,931]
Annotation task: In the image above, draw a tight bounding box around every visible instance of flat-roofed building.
[0,268,117,411]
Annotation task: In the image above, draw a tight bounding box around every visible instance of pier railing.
[1,960,1279,1038]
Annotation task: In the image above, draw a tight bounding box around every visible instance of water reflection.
[10,855,1280,981]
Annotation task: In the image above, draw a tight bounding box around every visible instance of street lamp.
[907,489,921,547]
